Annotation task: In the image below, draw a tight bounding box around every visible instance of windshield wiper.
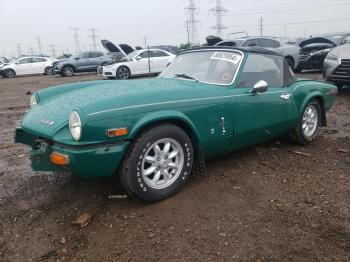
[174,73,198,82]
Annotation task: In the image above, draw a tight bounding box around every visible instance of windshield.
[160,50,243,85]
[323,34,345,45]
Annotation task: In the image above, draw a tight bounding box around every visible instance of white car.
[2,56,57,78]
[98,49,175,79]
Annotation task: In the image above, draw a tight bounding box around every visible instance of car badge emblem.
[41,119,55,125]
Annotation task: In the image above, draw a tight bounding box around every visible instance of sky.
[0,0,349,57]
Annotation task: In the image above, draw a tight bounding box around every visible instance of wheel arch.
[128,110,201,146]
[62,63,76,71]
[301,93,327,126]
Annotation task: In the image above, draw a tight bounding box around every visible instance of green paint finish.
[15,49,337,178]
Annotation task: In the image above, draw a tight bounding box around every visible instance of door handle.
[280,93,292,100]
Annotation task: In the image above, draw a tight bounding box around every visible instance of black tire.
[44,67,53,75]
[61,65,75,77]
[286,57,294,70]
[116,66,130,80]
[335,82,344,91]
[290,99,322,145]
[4,69,16,78]
[120,124,194,202]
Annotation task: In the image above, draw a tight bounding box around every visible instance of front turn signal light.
[106,127,128,138]
[50,152,69,166]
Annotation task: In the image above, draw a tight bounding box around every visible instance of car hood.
[21,78,226,138]
[328,43,350,58]
[299,37,337,48]
[101,39,134,54]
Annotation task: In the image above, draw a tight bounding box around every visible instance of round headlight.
[69,111,82,141]
[30,95,37,108]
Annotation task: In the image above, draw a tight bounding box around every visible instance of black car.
[296,33,350,72]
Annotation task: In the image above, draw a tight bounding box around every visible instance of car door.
[150,50,172,73]
[89,51,105,69]
[31,57,47,74]
[75,52,91,70]
[133,51,152,75]
[231,53,298,148]
[14,58,33,75]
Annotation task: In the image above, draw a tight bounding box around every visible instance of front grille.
[333,59,350,77]
[300,53,311,61]
[105,72,112,76]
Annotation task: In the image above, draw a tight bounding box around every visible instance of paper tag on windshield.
[210,52,241,64]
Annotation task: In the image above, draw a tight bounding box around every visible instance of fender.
[298,91,324,114]
[128,110,201,143]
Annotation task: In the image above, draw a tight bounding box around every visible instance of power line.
[88,28,98,51]
[185,0,200,45]
[209,0,228,38]
[70,28,81,53]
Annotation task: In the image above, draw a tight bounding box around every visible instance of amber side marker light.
[107,127,128,138]
[50,152,69,166]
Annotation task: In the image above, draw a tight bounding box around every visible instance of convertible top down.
[15,46,337,202]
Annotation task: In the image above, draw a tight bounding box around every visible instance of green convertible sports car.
[15,47,337,202]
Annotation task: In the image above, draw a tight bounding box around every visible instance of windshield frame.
[160,48,245,86]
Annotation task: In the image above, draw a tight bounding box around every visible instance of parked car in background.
[296,32,350,72]
[0,57,9,75]
[151,45,180,55]
[53,51,113,77]
[1,56,56,78]
[215,37,300,70]
[15,46,337,202]
[323,37,350,89]
[98,49,175,79]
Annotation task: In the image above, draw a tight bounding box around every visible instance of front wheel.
[61,65,74,77]
[116,66,130,80]
[4,69,16,78]
[44,67,53,75]
[120,124,194,202]
[291,99,321,145]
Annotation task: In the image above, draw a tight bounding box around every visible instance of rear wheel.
[116,66,130,80]
[61,65,74,77]
[120,124,193,202]
[4,69,16,78]
[291,99,321,145]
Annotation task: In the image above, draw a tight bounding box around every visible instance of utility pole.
[88,28,98,51]
[185,0,200,45]
[185,19,190,44]
[70,28,81,53]
[209,0,228,38]
[258,17,264,37]
[15,43,22,57]
[36,36,43,55]
[284,24,287,42]
[29,47,34,55]
[49,45,57,58]
[143,37,148,49]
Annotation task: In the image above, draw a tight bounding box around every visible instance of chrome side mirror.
[250,80,268,94]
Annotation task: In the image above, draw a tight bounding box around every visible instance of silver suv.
[53,51,112,77]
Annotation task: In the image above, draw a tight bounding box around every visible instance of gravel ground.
[0,72,349,261]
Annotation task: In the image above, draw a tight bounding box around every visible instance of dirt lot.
[0,73,349,261]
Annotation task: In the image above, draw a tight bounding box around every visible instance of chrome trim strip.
[88,91,285,116]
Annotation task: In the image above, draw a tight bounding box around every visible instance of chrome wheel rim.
[302,105,318,138]
[6,70,14,77]
[141,138,184,190]
[118,67,129,79]
[64,67,73,76]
